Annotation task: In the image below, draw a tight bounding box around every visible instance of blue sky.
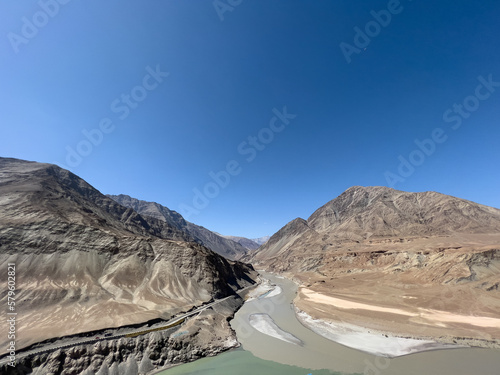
[1,0,499,238]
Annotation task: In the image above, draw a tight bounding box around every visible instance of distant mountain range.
[217,235,270,251]
[107,194,256,259]
[0,157,255,355]
[218,235,261,251]
[251,235,271,246]
[3,156,500,369]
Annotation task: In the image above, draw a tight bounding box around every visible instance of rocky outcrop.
[307,186,500,237]
[0,158,193,243]
[2,297,243,375]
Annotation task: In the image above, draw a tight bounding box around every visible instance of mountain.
[249,186,500,266]
[220,235,261,251]
[107,194,249,260]
[247,186,500,342]
[0,157,255,354]
[251,235,271,246]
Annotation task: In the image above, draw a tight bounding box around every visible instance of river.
[161,273,500,375]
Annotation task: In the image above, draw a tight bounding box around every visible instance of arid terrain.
[2,159,500,373]
[0,158,256,357]
[248,186,500,345]
[107,194,251,260]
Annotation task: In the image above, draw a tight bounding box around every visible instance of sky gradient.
[1,0,499,238]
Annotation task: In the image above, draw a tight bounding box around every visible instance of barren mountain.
[108,194,249,260]
[248,186,500,343]
[251,235,270,246]
[0,158,255,354]
[220,235,261,251]
[250,186,500,264]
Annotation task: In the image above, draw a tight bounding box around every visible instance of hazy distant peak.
[251,235,271,246]
[220,235,261,251]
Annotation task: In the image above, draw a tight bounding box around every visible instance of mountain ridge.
[218,235,261,251]
[249,185,500,265]
[247,185,500,344]
[0,157,255,354]
[107,194,249,260]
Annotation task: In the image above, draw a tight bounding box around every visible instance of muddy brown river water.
[162,273,500,375]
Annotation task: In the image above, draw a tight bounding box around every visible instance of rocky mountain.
[247,186,500,342]
[249,186,500,266]
[107,194,249,260]
[0,157,255,357]
[220,235,261,251]
[251,235,270,246]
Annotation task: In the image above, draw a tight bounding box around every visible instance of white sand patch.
[296,310,460,357]
[301,288,500,328]
[246,284,273,301]
[418,309,500,328]
[246,278,281,300]
[301,288,414,316]
[248,313,303,345]
[262,285,282,298]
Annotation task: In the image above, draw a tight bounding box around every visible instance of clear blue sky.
[1,0,499,238]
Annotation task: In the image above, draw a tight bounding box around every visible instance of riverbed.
[161,272,500,375]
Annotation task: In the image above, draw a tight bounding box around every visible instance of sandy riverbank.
[248,313,303,345]
[293,285,500,357]
[295,308,461,357]
[245,277,282,301]
[300,288,500,329]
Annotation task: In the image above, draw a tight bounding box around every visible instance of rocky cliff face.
[108,194,249,260]
[0,158,255,356]
[0,159,193,243]
[4,297,243,375]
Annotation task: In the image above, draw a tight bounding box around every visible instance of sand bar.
[301,288,500,328]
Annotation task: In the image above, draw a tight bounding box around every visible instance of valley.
[1,158,499,374]
[247,186,500,347]
[163,273,500,375]
[0,158,256,374]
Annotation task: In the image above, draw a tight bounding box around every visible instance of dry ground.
[290,234,500,345]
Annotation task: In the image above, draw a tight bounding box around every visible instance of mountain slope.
[108,194,249,260]
[250,186,500,266]
[0,158,255,352]
[248,186,500,342]
[307,186,500,237]
[252,235,270,246]
[220,235,261,251]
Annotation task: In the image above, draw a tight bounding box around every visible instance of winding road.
[0,287,253,367]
